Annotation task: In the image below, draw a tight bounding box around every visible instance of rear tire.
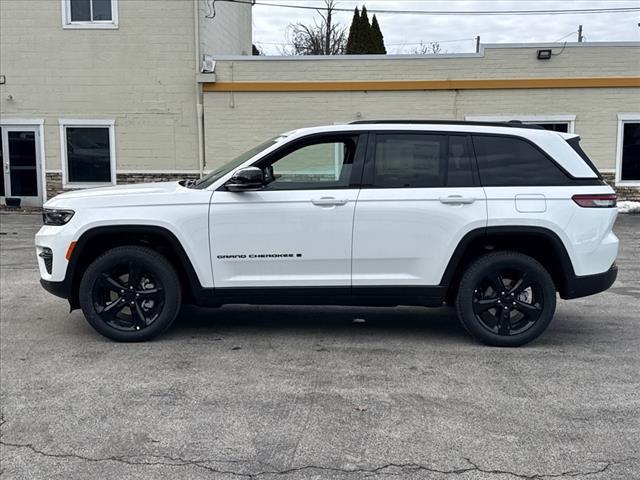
[455,251,556,347]
[79,246,181,342]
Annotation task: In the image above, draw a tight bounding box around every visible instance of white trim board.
[615,113,640,187]
[58,119,117,189]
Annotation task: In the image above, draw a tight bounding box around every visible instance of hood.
[44,181,209,209]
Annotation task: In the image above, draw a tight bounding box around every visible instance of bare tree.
[283,0,347,55]
[412,41,445,55]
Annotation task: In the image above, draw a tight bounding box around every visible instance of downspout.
[194,0,205,178]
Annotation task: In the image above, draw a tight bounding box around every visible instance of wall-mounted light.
[536,49,552,60]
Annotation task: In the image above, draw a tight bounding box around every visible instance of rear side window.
[566,137,602,178]
[373,133,474,188]
[472,135,568,186]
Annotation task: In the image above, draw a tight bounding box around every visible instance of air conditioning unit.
[201,55,216,74]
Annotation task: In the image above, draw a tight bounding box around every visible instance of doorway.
[1,124,43,207]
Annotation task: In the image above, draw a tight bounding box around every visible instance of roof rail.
[348,119,545,130]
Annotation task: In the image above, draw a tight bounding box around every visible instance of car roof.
[287,123,577,140]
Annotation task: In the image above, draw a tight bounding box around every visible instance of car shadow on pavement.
[166,304,472,343]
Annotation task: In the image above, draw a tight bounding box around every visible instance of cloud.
[250,0,640,54]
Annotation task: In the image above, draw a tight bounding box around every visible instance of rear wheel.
[79,246,181,341]
[455,251,556,347]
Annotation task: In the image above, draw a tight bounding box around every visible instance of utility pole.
[578,25,583,43]
[476,35,480,53]
[324,4,331,55]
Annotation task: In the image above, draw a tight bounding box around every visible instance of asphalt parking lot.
[0,212,639,480]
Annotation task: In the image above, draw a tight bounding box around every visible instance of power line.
[554,30,578,42]
[222,0,640,16]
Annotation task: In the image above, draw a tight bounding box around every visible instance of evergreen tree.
[346,7,360,54]
[370,14,386,54]
[359,5,373,54]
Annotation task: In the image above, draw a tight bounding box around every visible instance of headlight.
[43,209,75,226]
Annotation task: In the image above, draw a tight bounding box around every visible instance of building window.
[59,120,116,188]
[616,114,640,186]
[465,115,575,133]
[62,0,118,29]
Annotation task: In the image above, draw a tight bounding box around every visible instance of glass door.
[0,126,42,207]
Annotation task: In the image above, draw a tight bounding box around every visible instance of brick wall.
[0,0,199,172]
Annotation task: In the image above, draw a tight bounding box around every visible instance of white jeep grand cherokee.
[36,121,619,346]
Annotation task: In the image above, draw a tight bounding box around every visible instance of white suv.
[36,121,619,346]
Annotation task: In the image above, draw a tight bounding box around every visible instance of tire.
[455,251,556,347]
[79,246,181,341]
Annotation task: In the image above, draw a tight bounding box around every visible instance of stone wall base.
[45,172,199,200]
[38,171,640,203]
[600,173,640,202]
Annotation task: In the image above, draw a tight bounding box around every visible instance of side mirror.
[225,167,265,192]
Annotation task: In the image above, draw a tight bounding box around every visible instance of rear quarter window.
[472,135,568,186]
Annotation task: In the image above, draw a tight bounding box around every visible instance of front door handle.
[439,195,475,205]
[311,197,348,206]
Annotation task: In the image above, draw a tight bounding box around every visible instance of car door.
[352,131,487,287]
[210,133,366,289]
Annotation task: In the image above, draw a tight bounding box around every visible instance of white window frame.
[464,114,576,133]
[59,119,116,189]
[61,0,118,29]
[615,113,640,187]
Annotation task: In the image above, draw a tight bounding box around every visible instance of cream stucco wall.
[199,0,252,56]
[0,0,252,177]
[203,44,640,171]
[0,0,199,172]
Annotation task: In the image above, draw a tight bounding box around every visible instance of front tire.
[79,246,181,341]
[455,251,556,347]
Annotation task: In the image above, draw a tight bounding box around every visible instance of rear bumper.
[561,263,618,299]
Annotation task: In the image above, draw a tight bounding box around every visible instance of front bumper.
[561,263,618,299]
[40,278,72,300]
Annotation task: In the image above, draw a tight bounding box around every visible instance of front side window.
[473,135,568,186]
[60,121,115,187]
[372,133,474,188]
[617,118,640,184]
[261,136,357,190]
[63,0,118,28]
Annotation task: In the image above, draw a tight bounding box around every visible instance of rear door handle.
[311,197,348,206]
[439,195,475,205]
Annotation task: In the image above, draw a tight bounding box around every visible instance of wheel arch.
[441,226,576,300]
[66,225,204,309]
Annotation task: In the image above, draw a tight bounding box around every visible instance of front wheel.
[79,246,181,341]
[455,251,556,347]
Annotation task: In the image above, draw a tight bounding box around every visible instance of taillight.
[572,194,617,208]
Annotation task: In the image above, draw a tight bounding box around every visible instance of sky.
[249,0,640,55]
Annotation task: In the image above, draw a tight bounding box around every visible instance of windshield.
[190,136,285,189]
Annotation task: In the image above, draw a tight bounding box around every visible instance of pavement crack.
[1,440,636,478]
[0,440,254,478]
[462,457,624,479]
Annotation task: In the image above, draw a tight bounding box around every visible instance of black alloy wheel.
[471,268,544,336]
[456,251,556,347]
[92,261,166,332]
[79,246,181,341]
